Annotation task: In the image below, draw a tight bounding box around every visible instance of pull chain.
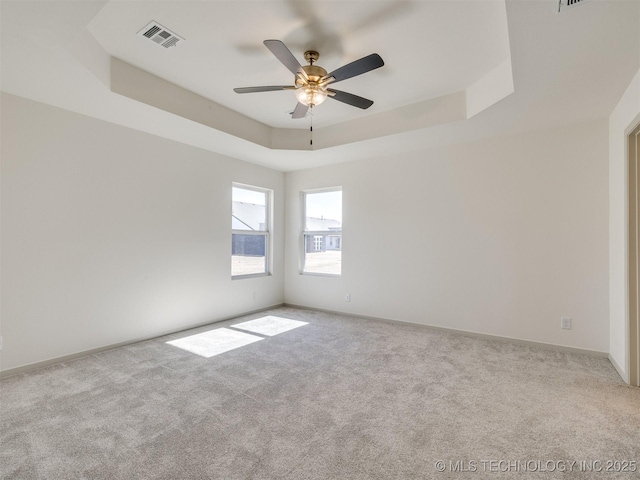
[309,106,313,147]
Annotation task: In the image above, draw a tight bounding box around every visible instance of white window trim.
[300,187,342,277]
[232,183,272,279]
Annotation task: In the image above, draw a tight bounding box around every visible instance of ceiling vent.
[137,21,184,48]
[557,0,590,13]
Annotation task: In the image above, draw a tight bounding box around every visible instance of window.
[232,184,271,278]
[302,188,342,275]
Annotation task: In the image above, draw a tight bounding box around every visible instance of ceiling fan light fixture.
[295,83,328,107]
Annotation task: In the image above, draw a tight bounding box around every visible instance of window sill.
[232,272,271,280]
[300,272,341,278]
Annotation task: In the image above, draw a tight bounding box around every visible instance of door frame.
[628,122,640,387]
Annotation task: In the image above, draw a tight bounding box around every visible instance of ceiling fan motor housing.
[296,65,328,87]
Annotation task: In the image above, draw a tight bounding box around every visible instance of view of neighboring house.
[232,202,342,256]
[304,216,342,253]
[232,201,266,231]
[232,201,266,257]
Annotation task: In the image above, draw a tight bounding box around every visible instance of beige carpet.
[1,307,639,479]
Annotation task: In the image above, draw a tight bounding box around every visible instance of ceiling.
[88,0,511,129]
[1,0,639,171]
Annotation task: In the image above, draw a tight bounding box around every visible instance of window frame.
[231,182,272,279]
[300,186,342,277]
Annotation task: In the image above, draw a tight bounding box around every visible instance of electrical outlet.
[345,293,351,302]
[561,317,572,330]
[0,336,3,350]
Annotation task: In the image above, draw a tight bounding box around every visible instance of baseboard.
[0,303,284,378]
[608,353,628,383]
[283,303,610,358]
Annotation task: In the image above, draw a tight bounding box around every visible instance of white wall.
[0,93,284,372]
[609,68,640,382]
[0,92,614,372]
[285,120,609,352]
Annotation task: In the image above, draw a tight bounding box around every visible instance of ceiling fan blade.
[327,89,374,109]
[322,53,384,84]
[234,86,293,94]
[264,40,307,79]
[291,102,309,119]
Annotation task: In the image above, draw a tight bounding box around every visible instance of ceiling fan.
[234,40,384,119]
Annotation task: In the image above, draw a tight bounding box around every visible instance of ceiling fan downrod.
[304,50,319,65]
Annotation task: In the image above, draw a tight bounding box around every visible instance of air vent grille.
[137,21,184,48]
[143,25,161,38]
[161,36,180,49]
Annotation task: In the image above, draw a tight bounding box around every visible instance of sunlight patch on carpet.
[231,316,308,336]
[166,328,263,358]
